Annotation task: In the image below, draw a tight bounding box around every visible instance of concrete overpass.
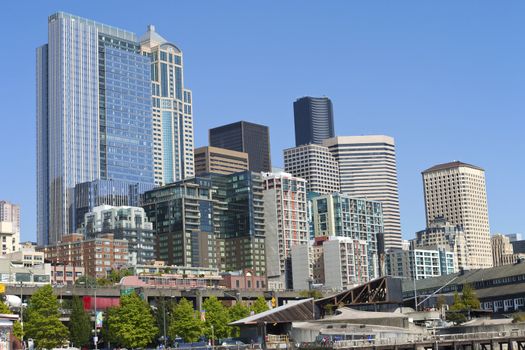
[5,284,306,309]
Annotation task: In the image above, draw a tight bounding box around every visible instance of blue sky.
[1,1,524,241]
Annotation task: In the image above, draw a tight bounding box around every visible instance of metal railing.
[299,330,525,349]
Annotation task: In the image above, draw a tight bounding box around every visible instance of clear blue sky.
[1,1,524,242]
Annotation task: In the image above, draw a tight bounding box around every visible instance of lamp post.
[19,281,24,344]
[211,324,215,349]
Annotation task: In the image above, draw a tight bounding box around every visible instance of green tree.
[461,284,481,309]
[250,297,269,314]
[108,293,159,349]
[0,301,11,314]
[169,298,202,343]
[69,296,91,348]
[13,320,23,340]
[101,307,120,346]
[447,285,480,324]
[25,284,69,349]
[228,302,250,337]
[107,268,132,283]
[202,297,230,340]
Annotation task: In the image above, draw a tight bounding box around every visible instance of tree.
[69,296,91,348]
[25,284,69,349]
[250,297,269,314]
[13,320,23,340]
[447,285,480,324]
[107,268,132,283]
[298,290,323,299]
[202,297,230,340]
[228,302,250,337]
[108,293,159,349]
[0,301,11,314]
[101,307,120,346]
[436,295,447,310]
[169,298,202,343]
[461,284,480,309]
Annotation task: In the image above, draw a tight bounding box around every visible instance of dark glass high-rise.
[209,121,271,173]
[293,96,335,146]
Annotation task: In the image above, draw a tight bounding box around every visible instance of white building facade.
[263,172,308,290]
[140,25,194,185]
[422,161,492,268]
[323,135,402,251]
[283,144,340,195]
[0,201,20,255]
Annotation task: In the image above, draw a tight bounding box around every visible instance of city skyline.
[1,1,524,241]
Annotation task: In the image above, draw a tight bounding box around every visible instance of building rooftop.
[422,161,484,174]
[402,260,525,293]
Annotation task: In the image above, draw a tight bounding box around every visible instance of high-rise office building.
[283,144,340,194]
[209,121,271,173]
[140,25,194,185]
[194,146,249,176]
[263,172,308,290]
[422,161,492,268]
[323,135,402,251]
[37,13,193,245]
[0,201,20,254]
[293,96,335,146]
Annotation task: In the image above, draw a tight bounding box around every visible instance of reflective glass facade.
[209,121,271,173]
[293,96,335,146]
[102,45,153,183]
[37,13,155,245]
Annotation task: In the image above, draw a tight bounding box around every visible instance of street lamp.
[211,324,215,349]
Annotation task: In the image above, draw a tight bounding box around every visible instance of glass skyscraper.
[37,13,193,245]
[209,121,272,173]
[293,96,335,146]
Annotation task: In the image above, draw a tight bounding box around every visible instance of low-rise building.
[403,261,525,313]
[219,269,267,291]
[124,261,222,289]
[50,264,85,285]
[0,248,50,285]
[41,233,129,278]
[385,246,456,280]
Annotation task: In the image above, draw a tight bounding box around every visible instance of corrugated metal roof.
[402,262,525,294]
[230,298,315,325]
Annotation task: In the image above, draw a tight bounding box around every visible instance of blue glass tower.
[37,13,155,245]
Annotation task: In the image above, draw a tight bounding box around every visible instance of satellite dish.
[5,295,21,308]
